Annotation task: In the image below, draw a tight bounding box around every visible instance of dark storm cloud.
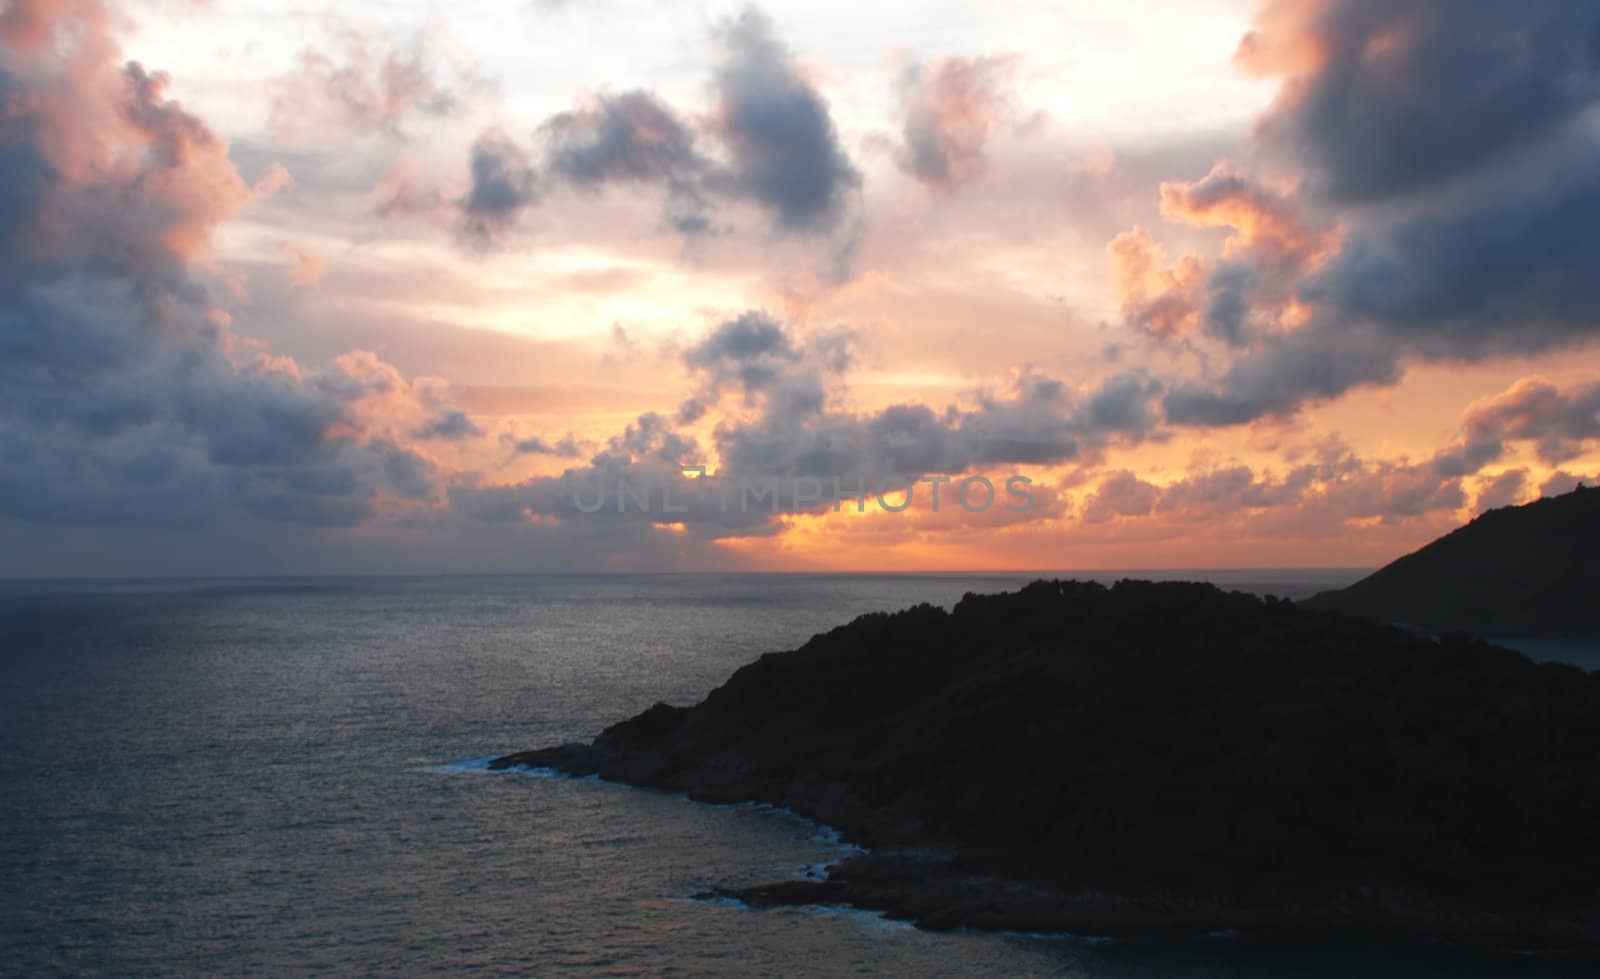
[0,7,453,532]
[1144,2,1600,428]
[679,310,852,422]
[1311,155,1600,358]
[1240,0,1600,203]
[956,373,1084,466]
[1161,323,1401,426]
[542,90,704,187]
[540,90,716,233]
[682,310,802,389]
[503,433,584,457]
[413,409,483,441]
[1161,154,1600,426]
[1428,438,1503,479]
[710,8,860,232]
[459,129,540,245]
[1080,371,1163,441]
[449,8,860,252]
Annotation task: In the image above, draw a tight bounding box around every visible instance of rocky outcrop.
[494,579,1600,947]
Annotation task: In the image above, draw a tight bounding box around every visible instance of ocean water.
[1,571,1593,978]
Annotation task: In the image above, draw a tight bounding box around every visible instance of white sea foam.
[424,756,568,779]
[797,903,917,934]
[702,798,867,860]
[423,755,498,773]
[681,892,915,936]
[437,753,868,862]
[679,892,751,911]
[997,929,1115,944]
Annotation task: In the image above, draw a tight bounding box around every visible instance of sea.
[2,571,1596,978]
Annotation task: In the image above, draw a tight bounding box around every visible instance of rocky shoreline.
[698,852,1600,949]
[490,746,1600,950]
[491,579,1600,950]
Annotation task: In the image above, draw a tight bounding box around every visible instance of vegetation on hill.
[1303,486,1600,639]
[496,579,1600,943]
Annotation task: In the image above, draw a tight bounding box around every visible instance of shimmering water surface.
[2,572,1594,977]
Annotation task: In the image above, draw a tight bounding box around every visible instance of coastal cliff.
[494,579,1600,946]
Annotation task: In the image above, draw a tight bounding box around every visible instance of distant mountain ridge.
[1302,486,1600,639]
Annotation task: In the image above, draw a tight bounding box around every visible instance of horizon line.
[0,567,1376,584]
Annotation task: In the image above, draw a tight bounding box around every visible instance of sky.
[2,0,1599,576]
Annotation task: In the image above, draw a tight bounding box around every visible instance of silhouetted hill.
[1303,486,1600,639]
[495,580,1600,946]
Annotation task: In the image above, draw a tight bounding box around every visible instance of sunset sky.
[3,0,1599,575]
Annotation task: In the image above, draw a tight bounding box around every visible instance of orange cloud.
[1158,163,1332,264]
[8,10,249,267]
[1107,226,1203,339]
[0,0,108,52]
[281,242,326,287]
[1233,0,1334,78]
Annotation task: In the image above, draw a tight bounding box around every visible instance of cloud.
[1114,163,1330,346]
[413,409,482,441]
[459,128,539,246]
[1427,437,1503,479]
[1158,163,1328,264]
[2,0,116,53]
[1082,471,1160,523]
[681,313,819,409]
[1366,375,1600,489]
[281,242,326,287]
[1460,376,1600,464]
[1540,470,1599,498]
[1473,469,1527,513]
[442,8,861,262]
[451,313,1159,543]
[691,320,1157,479]
[450,411,785,540]
[267,26,479,142]
[372,156,445,219]
[1161,322,1401,426]
[1108,226,1203,340]
[1237,0,1600,203]
[711,7,860,233]
[1163,371,1600,520]
[1134,2,1600,427]
[1318,458,1466,519]
[0,3,464,532]
[1311,155,1600,359]
[1074,444,1471,537]
[895,55,1017,191]
[502,433,584,457]
[541,91,702,181]
[955,374,1083,466]
[538,89,716,234]
[1081,371,1164,438]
